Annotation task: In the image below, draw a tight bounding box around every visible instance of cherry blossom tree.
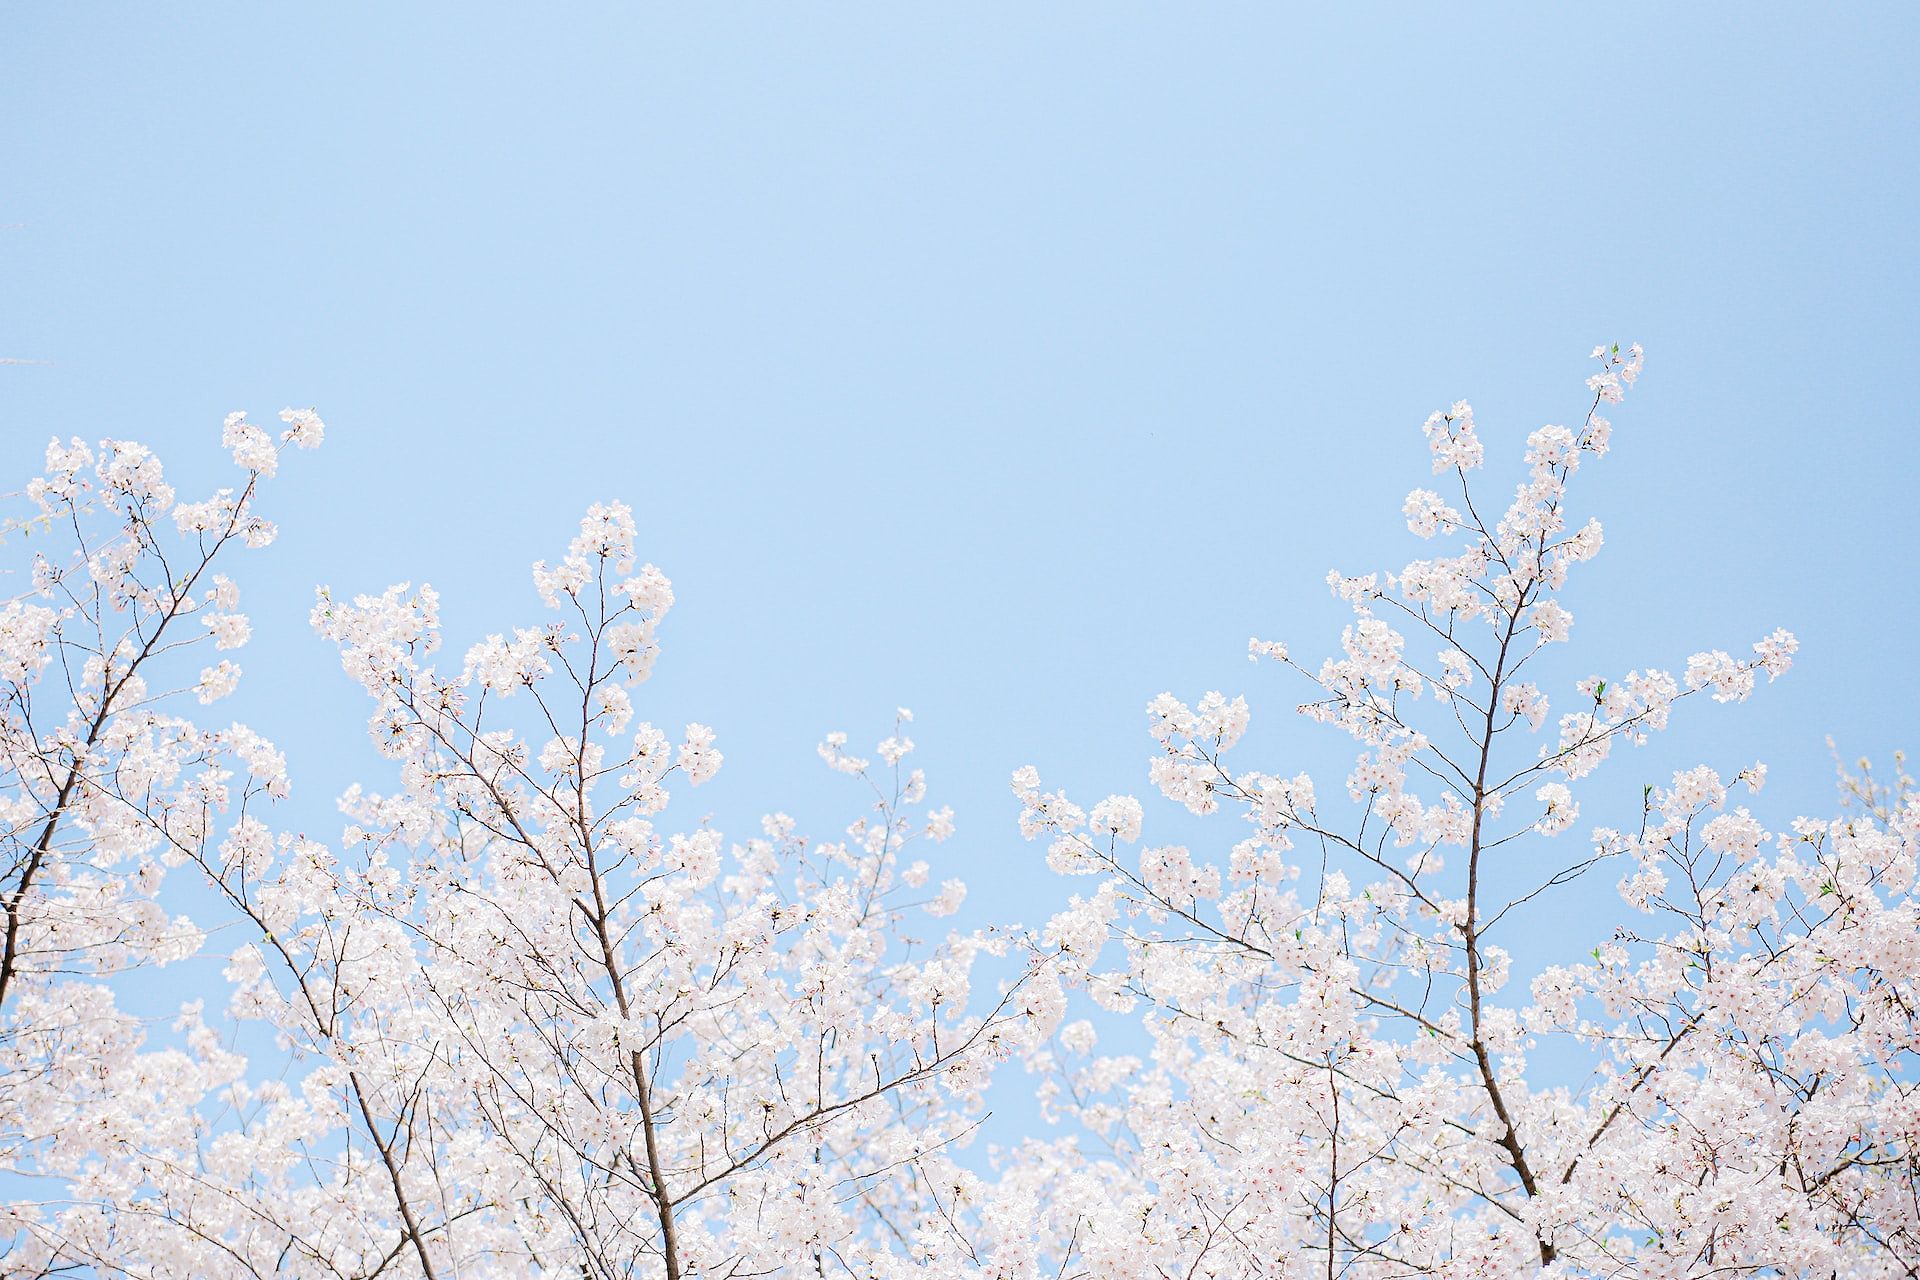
[993,345,1920,1278]
[1,424,1045,1278]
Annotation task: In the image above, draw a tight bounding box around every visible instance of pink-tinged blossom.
[1247,636,1289,663]
[817,730,869,775]
[1530,598,1572,643]
[924,878,966,917]
[1703,808,1768,860]
[1685,647,1757,702]
[1534,781,1578,834]
[1403,487,1461,537]
[202,611,251,650]
[221,411,278,476]
[197,659,241,704]
[679,722,723,783]
[1754,626,1799,679]
[0,601,60,684]
[1422,398,1484,472]
[1502,680,1549,731]
[277,407,325,448]
[1089,794,1144,843]
[98,439,175,508]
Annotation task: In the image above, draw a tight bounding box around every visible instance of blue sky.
[3,6,1917,991]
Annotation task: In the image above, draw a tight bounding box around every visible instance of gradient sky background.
[3,5,1918,1111]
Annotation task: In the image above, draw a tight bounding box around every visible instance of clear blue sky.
[3,7,1916,966]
